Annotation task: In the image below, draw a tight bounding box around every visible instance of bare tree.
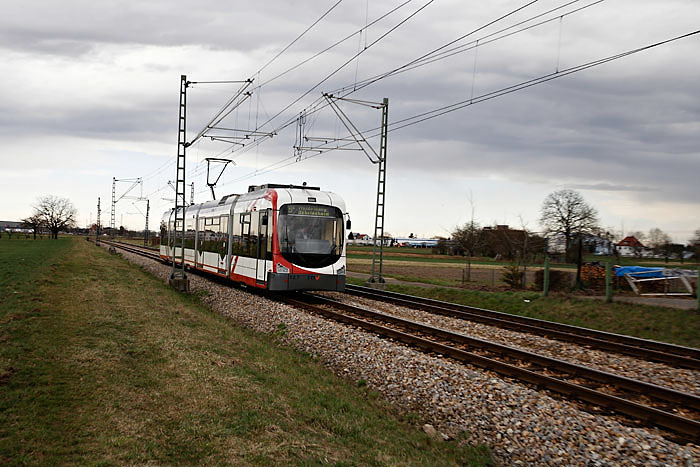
[690,229,700,248]
[690,228,700,259]
[647,228,671,256]
[627,231,647,257]
[452,193,484,282]
[32,196,77,239]
[539,189,599,254]
[452,221,484,282]
[21,214,44,240]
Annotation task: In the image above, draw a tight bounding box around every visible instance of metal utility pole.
[370,98,389,284]
[543,238,550,296]
[96,197,101,247]
[130,200,151,246]
[110,177,144,252]
[169,74,190,292]
[110,178,116,253]
[190,182,195,205]
[144,199,150,247]
[318,94,389,284]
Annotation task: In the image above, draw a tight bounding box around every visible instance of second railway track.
[345,284,700,370]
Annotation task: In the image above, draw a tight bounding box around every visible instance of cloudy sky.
[1,0,699,243]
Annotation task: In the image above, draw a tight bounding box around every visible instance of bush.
[502,264,524,288]
[534,269,575,291]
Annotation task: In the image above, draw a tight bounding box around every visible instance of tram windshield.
[278,203,343,268]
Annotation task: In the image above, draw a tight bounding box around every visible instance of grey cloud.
[0,1,368,57]
[563,183,655,192]
[2,0,698,214]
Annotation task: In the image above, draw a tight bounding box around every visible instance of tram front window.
[278,204,343,268]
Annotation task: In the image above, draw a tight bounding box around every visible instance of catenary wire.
[209,0,555,161]
[216,28,700,187]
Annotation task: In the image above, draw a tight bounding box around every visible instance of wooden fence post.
[543,256,550,297]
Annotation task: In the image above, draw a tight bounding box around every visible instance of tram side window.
[232,214,242,255]
[239,213,251,257]
[201,217,220,253]
[197,218,205,251]
[169,221,176,246]
[258,212,272,260]
[219,215,229,258]
[266,217,273,260]
[184,218,196,249]
[160,221,167,246]
[248,214,259,258]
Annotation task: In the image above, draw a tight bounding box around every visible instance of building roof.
[0,220,23,230]
[617,236,645,248]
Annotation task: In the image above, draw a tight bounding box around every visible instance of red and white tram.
[160,184,349,291]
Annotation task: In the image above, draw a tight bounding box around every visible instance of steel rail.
[345,285,700,370]
[104,241,162,261]
[308,293,700,411]
[283,294,700,441]
[112,240,160,252]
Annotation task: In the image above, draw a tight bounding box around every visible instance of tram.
[160,184,349,291]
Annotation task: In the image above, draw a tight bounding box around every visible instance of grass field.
[347,246,699,270]
[0,237,491,465]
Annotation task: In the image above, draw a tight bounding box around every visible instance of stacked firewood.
[581,263,607,290]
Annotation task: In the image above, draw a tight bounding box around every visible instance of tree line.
[449,189,700,264]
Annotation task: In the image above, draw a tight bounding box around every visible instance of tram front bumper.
[267,272,345,291]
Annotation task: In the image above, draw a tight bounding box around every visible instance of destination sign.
[285,204,337,217]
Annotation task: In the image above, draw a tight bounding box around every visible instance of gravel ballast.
[329,294,700,397]
[120,249,700,465]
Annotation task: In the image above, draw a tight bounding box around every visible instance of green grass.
[347,277,700,348]
[348,247,574,269]
[0,237,491,465]
[349,247,699,270]
[348,246,438,256]
[347,253,487,266]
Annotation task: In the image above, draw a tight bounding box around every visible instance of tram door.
[219,215,229,275]
[256,210,271,283]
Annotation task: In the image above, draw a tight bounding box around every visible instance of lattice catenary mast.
[169,75,190,292]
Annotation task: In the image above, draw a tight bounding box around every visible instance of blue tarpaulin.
[614,266,664,278]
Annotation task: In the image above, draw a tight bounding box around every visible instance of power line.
[386,29,700,132]
[251,0,437,137]
[186,0,431,166]
[254,1,412,90]
[255,0,346,77]
[217,28,700,186]
[333,0,541,96]
[332,0,602,95]
[211,0,554,161]
[188,0,350,148]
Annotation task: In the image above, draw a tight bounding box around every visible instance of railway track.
[105,241,162,259]
[103,241,700,440]
[345,285,700,370]
[286,292,700,442]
